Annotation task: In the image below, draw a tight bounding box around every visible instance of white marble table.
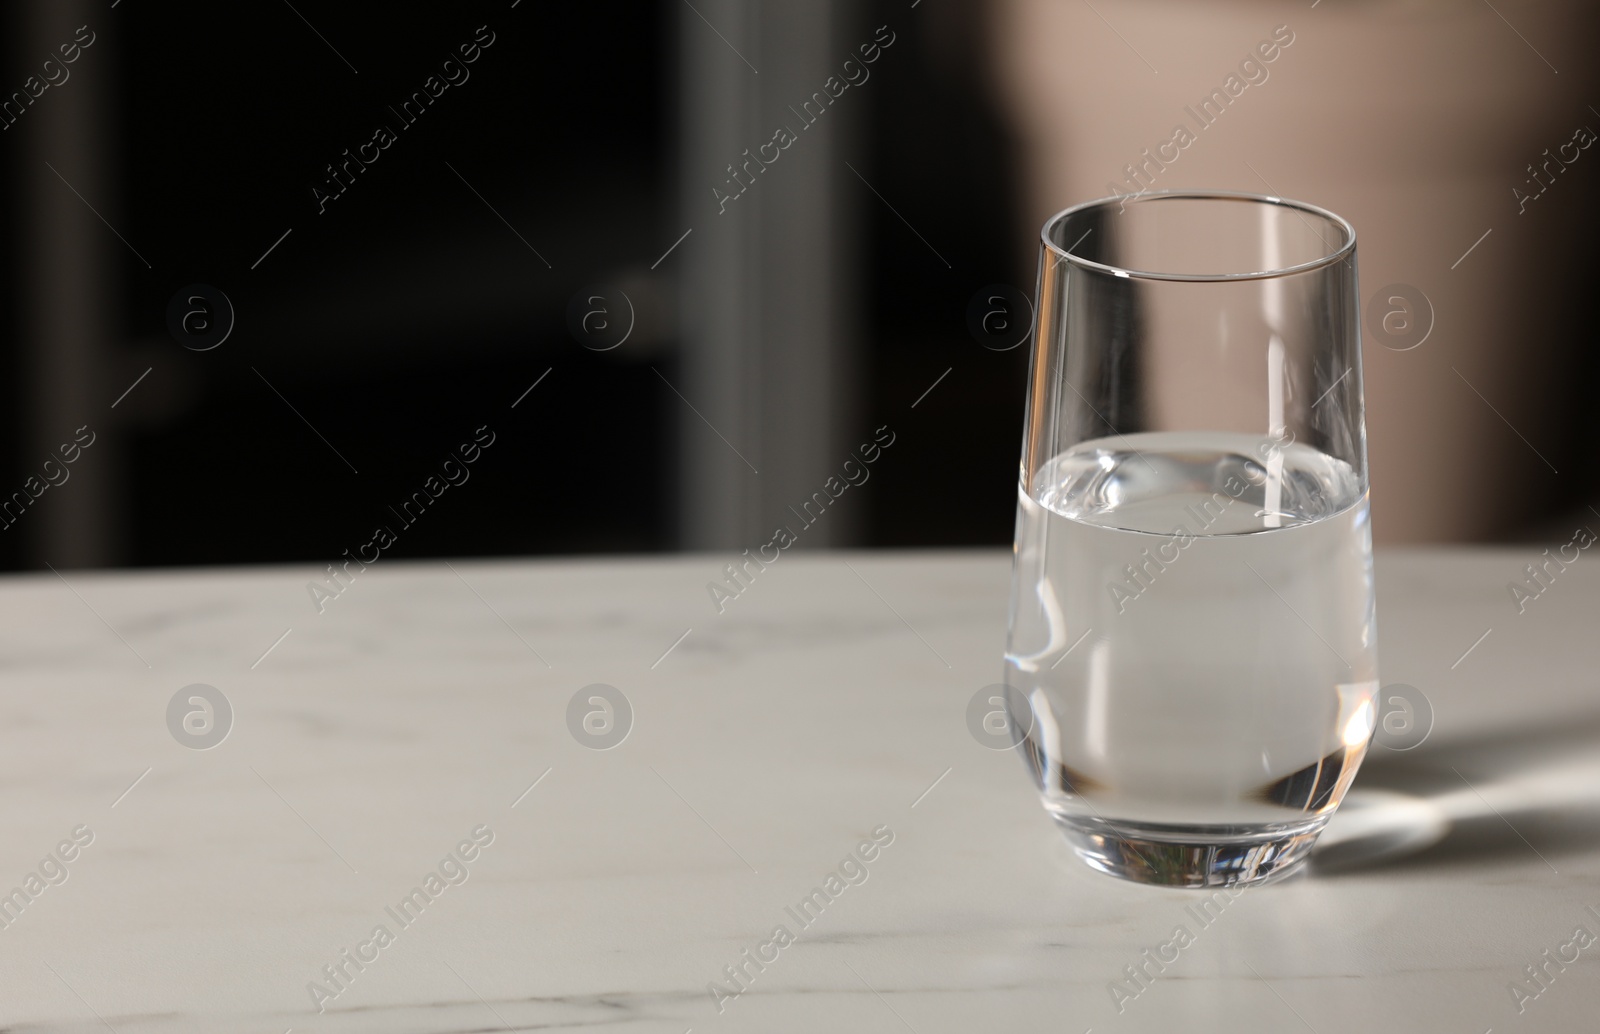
[2,548,1597,1032]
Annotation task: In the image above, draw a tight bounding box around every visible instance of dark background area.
[113,1,679,566]
[5,0,1595,573]
[0,0,1028,572]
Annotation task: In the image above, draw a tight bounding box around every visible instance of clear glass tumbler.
[1004,191,1378,888]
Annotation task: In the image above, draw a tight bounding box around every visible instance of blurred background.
[1,0,1597,573]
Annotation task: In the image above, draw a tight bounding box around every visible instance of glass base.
[1054,814,1327,888]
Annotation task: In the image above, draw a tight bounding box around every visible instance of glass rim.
[1040,190,1357,283]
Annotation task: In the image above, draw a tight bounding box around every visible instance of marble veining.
[0,550,1596,1032]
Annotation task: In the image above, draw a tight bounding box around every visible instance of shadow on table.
[1311,709,1600,875]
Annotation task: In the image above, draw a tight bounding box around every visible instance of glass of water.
[1004,191,1377,888]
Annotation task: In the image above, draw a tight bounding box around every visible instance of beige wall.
[990,0,1599,543]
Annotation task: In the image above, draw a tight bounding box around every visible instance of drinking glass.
[1004,191,1377,888]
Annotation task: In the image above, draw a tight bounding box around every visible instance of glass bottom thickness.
[1054,813,1328,888]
